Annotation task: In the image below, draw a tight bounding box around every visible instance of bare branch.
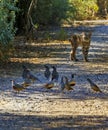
[26,0,38,40]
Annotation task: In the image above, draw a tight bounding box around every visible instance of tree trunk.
[15,0,38,41]
[25,0,38,41]
[97,0,108,18]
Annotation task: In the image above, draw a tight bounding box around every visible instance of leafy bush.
[50,0,71,25]
[33,0,98,26]
[33,0,71,26]
[69,0,98,20]
[0,0,18,62]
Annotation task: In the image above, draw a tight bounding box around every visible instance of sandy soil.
[0,24,108,129]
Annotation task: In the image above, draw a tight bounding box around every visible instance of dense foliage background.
[0,0,18,62]
[0,0,108,62]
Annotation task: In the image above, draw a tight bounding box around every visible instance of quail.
[44,65,51,80]
[69,74,76,87]
[51,66,59,81]
[87,78,102,92]
[11,80,25,93]
[60,76,65,92]
[22,65,41,83]
[64,76,73,91]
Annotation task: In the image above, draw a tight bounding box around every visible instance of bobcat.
[69,32,92,62]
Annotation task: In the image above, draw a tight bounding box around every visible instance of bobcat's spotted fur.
[69,32,92,62]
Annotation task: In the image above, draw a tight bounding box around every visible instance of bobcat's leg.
[70,46,78,61]
[82,46,89,62]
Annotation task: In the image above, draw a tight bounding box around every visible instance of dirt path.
[0,24,108,129]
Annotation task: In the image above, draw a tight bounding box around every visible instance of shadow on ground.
[0,112,107,130]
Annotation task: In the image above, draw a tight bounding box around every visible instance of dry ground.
[0,24,108,130]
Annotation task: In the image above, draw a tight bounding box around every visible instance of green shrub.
[0,0,18,62]
[33,0,71,26]
[69,0,98,20]
[50,0,71,25]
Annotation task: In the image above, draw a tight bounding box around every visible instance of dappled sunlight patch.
[81,62,108,73]
[10,57,68,65]
[10,58,38,63]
